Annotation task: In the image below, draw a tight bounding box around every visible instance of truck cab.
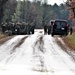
[50,20,69,36]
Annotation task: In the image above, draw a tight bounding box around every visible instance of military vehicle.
[49,20,69,36]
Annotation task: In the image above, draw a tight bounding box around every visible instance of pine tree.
[14,0,22,22]
[0,0,8,24]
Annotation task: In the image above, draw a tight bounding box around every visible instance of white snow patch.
[43,35,75,74]
[0,31,75,75]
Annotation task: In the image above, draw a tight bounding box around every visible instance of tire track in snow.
[32,33,48,72]
[2,31,44,65]
[10,36,28,54]
[0,30,75,75]
[43,35,75,74]
[56,37,75,61]
[0,35,28,63]
[33,36,44,54]
[4,36,29,65]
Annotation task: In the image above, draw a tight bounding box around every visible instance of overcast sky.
[47,0,67,5]
[19,0,67,5]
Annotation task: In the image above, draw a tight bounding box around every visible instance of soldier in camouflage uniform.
[20,22,25,35]
[1,22,5,33]
[29,20,35,34]
[20,22,27,35]
[11,22,17,35]
[25,22,29,34]
[6,22,13,35]
[44,21,48,34]
[15,22,20,35]
[48,22,51,35]
[1,22,7,33]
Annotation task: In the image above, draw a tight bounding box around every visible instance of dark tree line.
[0,0,70,28]
[0,0,8,25]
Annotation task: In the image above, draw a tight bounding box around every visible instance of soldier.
[29,21,35,34]
[21,22,25,35]
[1,22,5,33]
[22,22,27,35]
[26,22,29,34]
[16,22,20,35]
[32,21,35,34]
[7,22,13,36]
[7,22,11,30]
[44,21,48,34]
[10,22,14,35]
[1,22,7,33]
[27,22,31,34]
[48,22,51,35]
[20,22,23,34]
[70,26,73,35]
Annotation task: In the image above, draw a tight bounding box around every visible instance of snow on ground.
[43,35,75,74]
[0,30,75,75]
[0,35,26,64]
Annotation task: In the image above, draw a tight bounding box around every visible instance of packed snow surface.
[0,30,75,75]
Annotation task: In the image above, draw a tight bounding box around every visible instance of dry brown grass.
[0,33,6,39]
[0,33,14,44]
[62,33,75,51]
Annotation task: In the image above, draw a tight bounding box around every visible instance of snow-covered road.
[0,30,75,75]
